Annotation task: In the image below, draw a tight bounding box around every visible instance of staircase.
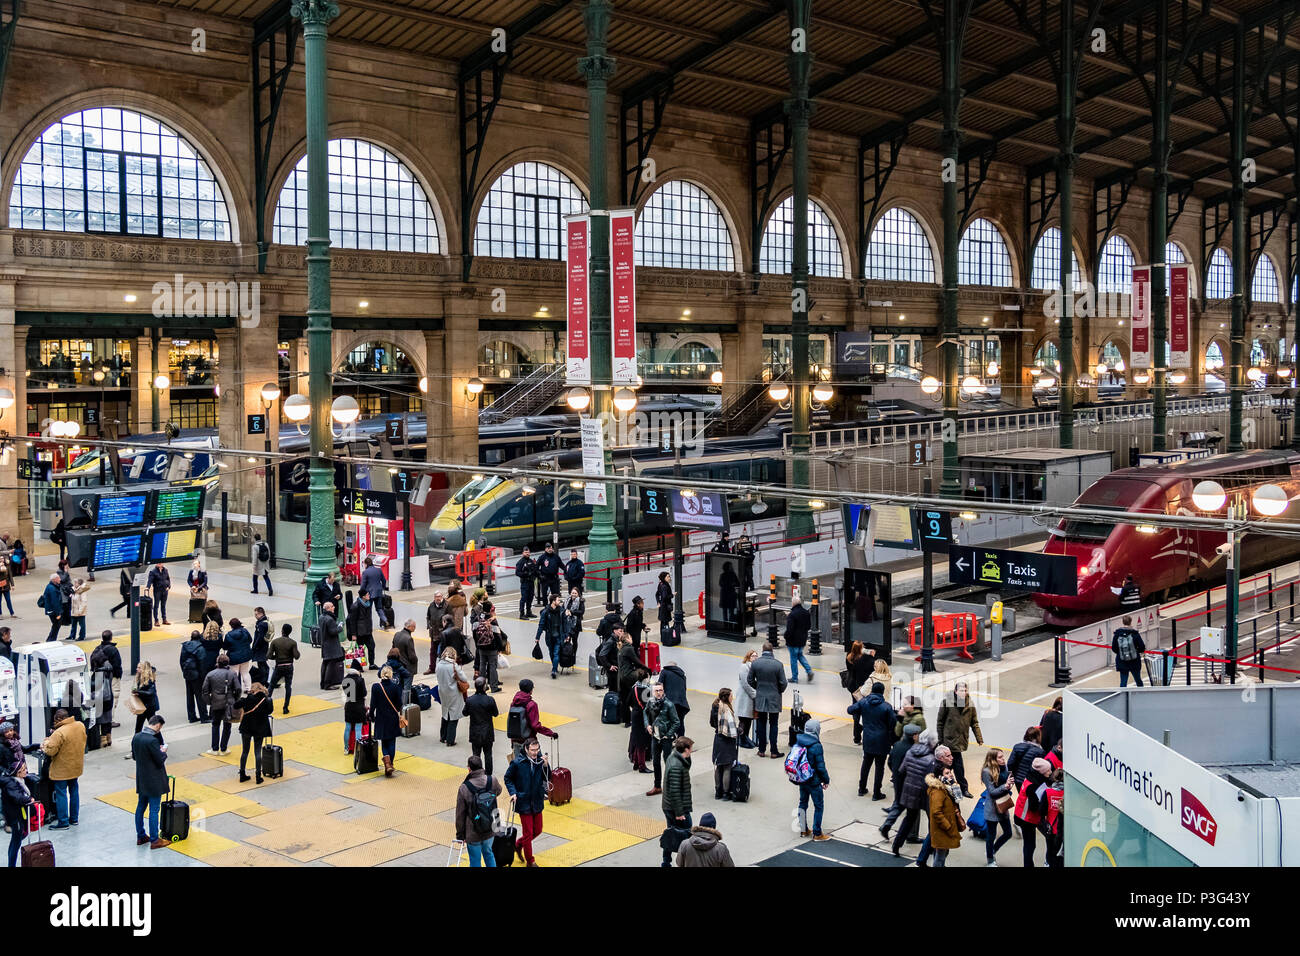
[703,370,788,437]
[479,364,567,424]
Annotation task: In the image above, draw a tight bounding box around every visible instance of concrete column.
[0,282,24,542]
[722,307,764,408]
[155,336,172,428]
[134,336,153,431]
[423,329,446,465]
[442,313,480,466]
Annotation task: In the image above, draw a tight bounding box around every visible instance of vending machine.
[342,515,421,586]
[0,657,16,723]
[12,643,92,749]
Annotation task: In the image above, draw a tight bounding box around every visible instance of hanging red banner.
[1170,263,1190,368]
[1131,265,1151,368]
[610,208,638,385]
[566,215,591,385]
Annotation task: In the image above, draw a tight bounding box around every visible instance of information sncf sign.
[1181,789,1218,846]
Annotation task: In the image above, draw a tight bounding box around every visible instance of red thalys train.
[1034,449,1300,627]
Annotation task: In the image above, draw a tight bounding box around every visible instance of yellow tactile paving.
[532,828,643,867]
[205,721,414,776]
[164,756,228,778]
[536,813,608,842]
[381,754,472,783]
[348,801,435,832]
[74,626,185,656]
[207,765,307,793]
[490,709,578,733]
[390,816,458,845]
[96,777,259,818]
[164,827,241,859]
[335,773,461,812]
[577,807,667,840]
[204,845,299,867]
[320,833,432,867]
[245,819,386,862]
[275,694,337,718]
[190,793,265,819]
[544,796,603,818]
[244,797,352,830]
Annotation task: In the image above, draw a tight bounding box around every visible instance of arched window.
[474,161,587,260]
[863,207,935,282]
[758,197,844,277]
[1252,254,1280,303]
[10,107,232,239]
[1097,236,1135,294]
[1205,340,1227,393]
[635,180,736,271]
[1034,339,1061,372]
[1030,227,1081,290]
[274,138,438,252]
[958,218,1013,287]
[1206,249,1232,299]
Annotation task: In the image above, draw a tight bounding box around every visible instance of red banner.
[1130,265,1151,368]
[565,215,591,385]
[610,208,637,385]
[1170,263,1190,368]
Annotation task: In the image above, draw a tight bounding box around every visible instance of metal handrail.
[479,363,565,423]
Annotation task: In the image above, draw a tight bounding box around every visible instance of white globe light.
[47,421,64,438]
[1115,358,1126,372]
[64,421,81,438]
[1134,371,1151,384]
[153,374,170,390]
[466,377,485,396]
[330,394,361,425]
[1191,479,1226,512]
[1038,376,1056,388]
[1246,366,1263,381]
[920,375,941,395]
[961,375,984,393]
[1096,362,1108,375]
[0,388,13,409]
[419,376,428,393]
[613,387,638,413]
[811,382,834,403]
[768,382,790,402]
[1169,370,1187,384]
[260,382,281,404]
[282,393,311,422]
[986,361,999,377]
[710,370,723,385]
[1252,483,1289,517]
[565,387,591,411]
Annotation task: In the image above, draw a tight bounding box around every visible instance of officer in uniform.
[536,542,563,604]
[516,547,539,619]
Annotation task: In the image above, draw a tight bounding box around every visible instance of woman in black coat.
[844,642,875,745]
[655,572,672,630]
[1038,698,1064,753]
[342,661,368,755]
[367,666,404,776]
[236,683,273,784]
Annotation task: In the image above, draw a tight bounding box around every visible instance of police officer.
[516,547,539,619]
[564,549,586,595]
[536,542,562,604]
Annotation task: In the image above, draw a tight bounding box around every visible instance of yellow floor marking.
[204,845,298,867]
[336,773,461,811]
[75,624,189,655]
[536,813,608,842]
[96,777,257,817]
[390,816,459,845]
[382,755,470,783]
[245,819,387,862]
[349,802,436,832]
[189,793,264,819]
[244,797,352,830]
[231,803,269,819]
[208,765,307,793]
[164,827,241,859]
[490,708,577,733]
[320,833,433,867]
[275,694,337,718]
[543,796,603,818]
[532,828,643,867]
[577,806,667,840]
[163,755,228,778]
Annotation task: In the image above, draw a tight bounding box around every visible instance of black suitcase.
[493,807,519,867]
[188,596,205,624]
[137,595,153,632]
[729,761,751,803]
[309,625,322,648]
[600,691,621,724]
[27,755,56,816]
[20,809,54,867]
[160,776,189,843]
[558,640,577,670]
[261,719,284,778]
[354,736,379,774]
[661,623,680,647]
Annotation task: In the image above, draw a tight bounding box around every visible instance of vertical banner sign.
[579,417,607,506]
[610,208,638,384]
[1170,264,1191,369]
[1130,265,1151,368]
[565,215,592,385]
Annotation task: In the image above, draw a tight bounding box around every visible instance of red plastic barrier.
[908,612,979,661]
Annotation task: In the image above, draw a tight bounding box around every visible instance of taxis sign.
[948,546,1077,595]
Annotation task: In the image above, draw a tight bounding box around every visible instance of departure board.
[91,532,145,570]
[147,526,199,562]
[153,487,204,523]
[94,493,148,529]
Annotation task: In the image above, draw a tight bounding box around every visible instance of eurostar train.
[1033,449,1300,626]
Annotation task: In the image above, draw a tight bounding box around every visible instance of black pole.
[220,491,229,560]
[672,435,685,640]
[129,571,142,674]
[400,497,413,591]
[921,475,935,672]
[265,432,277,570]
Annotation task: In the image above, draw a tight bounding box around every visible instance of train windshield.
[68,449,100,470]
[1058,509,1121,542]
[453,474,504,504]
[1057,477,1163,542]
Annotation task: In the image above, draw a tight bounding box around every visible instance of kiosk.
[12,643,92,749]
[0,657,16,722]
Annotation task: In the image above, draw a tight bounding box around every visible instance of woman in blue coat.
[368,665,404,777]
[223,618,254,691]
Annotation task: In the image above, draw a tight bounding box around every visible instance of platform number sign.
[247,414,267,435]
[909,440,926,468]
[914,508,951,553]
[385,419,405,444]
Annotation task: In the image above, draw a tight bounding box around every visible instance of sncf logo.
[1180,788,1218,845]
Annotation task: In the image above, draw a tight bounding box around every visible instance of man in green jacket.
[661,736,694,867]
[643,682,680,797]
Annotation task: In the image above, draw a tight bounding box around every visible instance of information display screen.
[147,525,200,562]
[94,493,149,529]
[153,487,204,523]
[90,532,146,570]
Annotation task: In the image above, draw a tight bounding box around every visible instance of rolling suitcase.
[261,718,284,779]
[322,658,344,688]
[660,623,680,647]
[28,755,56,817]
[446,840,466,868]
[20,807,54,868]
[401,702,421,738]
[788,690,808,748]
[638,641,661,675]
[546,738,572,806]
[558,639,577,671]
[188,596,205,624]
[160,775,189,843]
[309,625,322,648]
[493,804,519,867]
[601,691,621,724]
[354,736,380,774]
[729,761,751,803]
[137,595,153,632]
[588,654,608,689]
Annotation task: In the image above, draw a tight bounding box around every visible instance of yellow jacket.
[41,715,87,780]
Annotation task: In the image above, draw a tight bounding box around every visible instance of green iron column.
[1057,3,1076,449]
[579,0,621,593]
[294,0,340,637]
[939,0,964,496]
[1229,23,1246,453]
[1150,0,1170,452]
[786,0,815,542]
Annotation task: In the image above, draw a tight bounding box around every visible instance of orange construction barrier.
[698,591,706,628]
[907,612,979,662]
[455,547,502,587]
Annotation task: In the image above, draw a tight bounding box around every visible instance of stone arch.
[633,174,743,273]
[959,211,1022,288]
[331,332,427,381]
[863,200,941,283]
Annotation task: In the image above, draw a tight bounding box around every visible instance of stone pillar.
[0,282,26,542]
[134,335,154,431]
[442,312,480,466]
[423,329,445,465]
[12,325,30,535]
[722,306,764,408]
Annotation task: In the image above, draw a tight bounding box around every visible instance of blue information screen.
[92,533,145,570]
[95,494,148,529]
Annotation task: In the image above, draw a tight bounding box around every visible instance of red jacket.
[510,691,555,739]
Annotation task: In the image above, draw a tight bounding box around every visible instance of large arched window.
[863,207,935,282]
[635,180,736,271]
[1252,254,1280,303]
[1206,248,1232,299]
[474,161,587,260]
[274,138,438,252]
[1030,227,1081,290]
[10,107,232,239]
[758,197,844,277]
[958,218,1013,287]
[1097,236,1135,294]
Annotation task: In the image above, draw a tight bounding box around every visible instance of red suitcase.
[638,641,661,675]
[547,739,572,807]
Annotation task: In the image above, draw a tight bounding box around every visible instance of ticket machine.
[0,658,16,723]
[12,643,92,749]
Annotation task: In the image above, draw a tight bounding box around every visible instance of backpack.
[595,637,616,669]
[474,619,495,648]
[506,704,528,741]
[1115,630,1139,663]
[257,541,270,563]
[785,743,815,784]
[467,779,497,837]
[89,645,110,672]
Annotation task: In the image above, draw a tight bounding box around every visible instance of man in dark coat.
[178,632,207,723]
[658,661,690,736]
[564,549,586,594]
[146,562,171,626]
[391,619,420,701]
[319,602,345,689]
[746,642,788,758]
[504,735,551,868]
[889,730,938,856]
[1111,614,1146,687]
[131,714,170,849]
[881,723,921,837]
[41,573,64,641]
[439,616,467,666]
[347,593,377,672]
[360,556,390,629]
[847,681,897,799]
[661,737,694,866]
[90,630,123,729]
[643,681,680,796]
[536,543,562,603]
[616,635,640,727]
[1039,697,1064,753]
[313,571,342,614]
[515,548,538,618]
[463,678,500,775]
[784,596,813,682]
